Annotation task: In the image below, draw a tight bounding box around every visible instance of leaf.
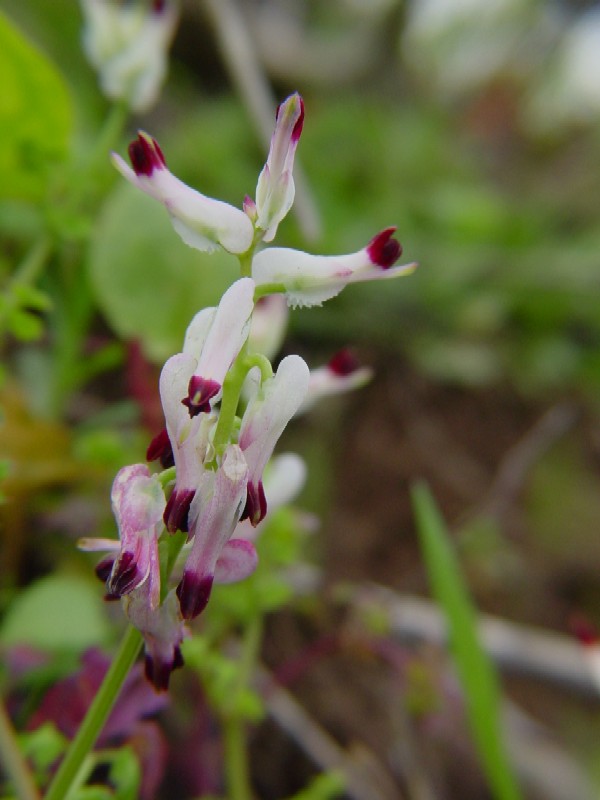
[0,10,73,200]
[0,573,112,652]
[89,184,239,363]
[412,483,522,800]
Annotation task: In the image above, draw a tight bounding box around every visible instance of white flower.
[252,227,416,308]
[80,0,178,112]
[255,92,304,242]
[112,132,254,254]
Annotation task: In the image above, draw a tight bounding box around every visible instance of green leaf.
[0,10,73,200]
[412,483,522,800]
[89,184,239,363]
[0,573,112,652]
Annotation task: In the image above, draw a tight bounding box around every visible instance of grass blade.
[412,482,522,800]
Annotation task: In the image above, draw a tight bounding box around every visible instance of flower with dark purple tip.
[239,355,310,526]
[176,444,254,620]
[252,227,416,308]
[112,133,254,254]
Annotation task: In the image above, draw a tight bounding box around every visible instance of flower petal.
[252,227,416,308]
[112,133,254,254]
[214,538,258,584]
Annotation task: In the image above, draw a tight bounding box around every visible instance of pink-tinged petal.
[124,590,188,692]
[108,465,165,608]
[214,538,258,584]
[112,135,254,254]
[239,355,310,525]
[181,278,255,414]
[176,445,249,619]
[252,228,417,308]
[299,349,374,414]
[255,93,304,242]
[248,294,289,360]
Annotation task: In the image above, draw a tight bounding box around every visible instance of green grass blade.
[412,482,522,800]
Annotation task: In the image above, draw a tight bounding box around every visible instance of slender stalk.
[223,715,252,800]
[43,625,143,800]
[212,344,249,455]
[0,700,40,800]
[222,615,264,800]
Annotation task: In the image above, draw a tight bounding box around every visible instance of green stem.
[0,700,40,800]
[212,344,250,455]
[43,625,143,800]
[223,716,252,800]
[222,615,264,800]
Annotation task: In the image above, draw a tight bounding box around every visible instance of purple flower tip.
[144,647,184,692]
[146,428,174,468]
[128,132,166,177]
[328,348,361,376]
[182,376,221,417]
[241,480,267,527]
[163,488,195,534]
[176,572,214,620]
[366,227,402,269]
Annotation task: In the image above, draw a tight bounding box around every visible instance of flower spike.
[252,227,417,308]
[112,133,254,255]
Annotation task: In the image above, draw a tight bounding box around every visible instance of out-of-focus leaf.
[0,10,72,200]
[0,573,112,651]
[412,483,522,800]
[89,185,239,363]
[19,722,67,774]
[286,771,345,800]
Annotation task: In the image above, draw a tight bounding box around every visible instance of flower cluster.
[82,93,416,691]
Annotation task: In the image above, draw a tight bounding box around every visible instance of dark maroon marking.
[144,654,175,693]
[152,0,166,12]
[104,592,121,602]
[570,614,599,647]
[176,572,214,620]
[328,348,360,376]
[182,376,221,417]
[95,556,115,583]
[173,645,184,670]
[291,97,305,143]
[240,480,267,527]
[146,428,174,468]
[128,133,166,177]
[163,488,194,533]
[109,551,142,596]
[366,227,402,269]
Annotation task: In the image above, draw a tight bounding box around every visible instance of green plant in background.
[413,484,522,800]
